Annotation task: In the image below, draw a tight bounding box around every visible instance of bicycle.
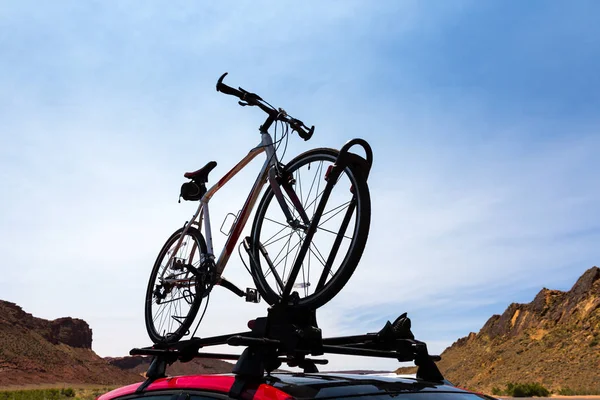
[145,73,373,344]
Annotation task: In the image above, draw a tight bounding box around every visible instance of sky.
[1,1,599,372]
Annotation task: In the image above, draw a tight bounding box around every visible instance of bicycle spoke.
[264,216,291,229]
[166,298,174,335]
[302,185,327,217]
[178,240,191,261]
[309,241,335,278]
[153,301,168,324]
[316,225,353,241]
[319,205,353,230]
[271,230,295,267]
[165,296,174,334]
[303,160,323,210]
[273,237,302,270]
[265,232,295,278]
[308,244,327,268]
[296,165,304,207]
[307,249,312,297]
[304,249,310,297]
[263,224,293,247]
[174,291,182,329]
[303,168,348,214]
[157,299,171,334]
[301,254,307,297]
[280,231,294,293]
[286,232,304,288]
[312,161,323,217]
[264,229,296,248]
[320,200,352,219]
[289,231,328,293]
[155,304,165,333]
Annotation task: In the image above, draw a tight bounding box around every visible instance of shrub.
[505,382,550,397]
[0,389,59,400]
[0,388,79,400]
[60,388,76,398]
[558,387,600,396]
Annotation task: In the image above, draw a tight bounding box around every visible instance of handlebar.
[215,74,245,98]
[216,72,314,141]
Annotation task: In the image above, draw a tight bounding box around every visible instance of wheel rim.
[252,151,363,305]
[147,232,203,341]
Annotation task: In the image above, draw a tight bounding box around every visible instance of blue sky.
[1,1,599,371]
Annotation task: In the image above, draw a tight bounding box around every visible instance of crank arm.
[218,277,246,297]
[218,273,262,303]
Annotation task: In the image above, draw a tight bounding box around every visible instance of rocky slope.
[0,300,236,387]
[0,300,143,387]
[431,266,600,393]
[105,356,234,377]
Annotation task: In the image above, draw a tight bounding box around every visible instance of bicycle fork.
[268,166,311,229]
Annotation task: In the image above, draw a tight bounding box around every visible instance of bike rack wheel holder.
[277,139,374,304]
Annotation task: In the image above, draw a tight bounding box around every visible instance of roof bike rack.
[130,304,444,398]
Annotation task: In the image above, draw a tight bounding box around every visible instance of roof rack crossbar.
[131,306,444,398]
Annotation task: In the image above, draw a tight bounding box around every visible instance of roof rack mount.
[130,304,444,396]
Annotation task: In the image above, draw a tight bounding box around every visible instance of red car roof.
[98,374,293,400]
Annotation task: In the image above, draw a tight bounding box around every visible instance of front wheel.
[250,148,371,309]
[144,227,208,344]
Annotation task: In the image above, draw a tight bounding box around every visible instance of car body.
[98,372,490,400]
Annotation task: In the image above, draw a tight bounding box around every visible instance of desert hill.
[0,300,142,387]
[427,266,600,393]
[105,355,233,377]
[0,301,233,387]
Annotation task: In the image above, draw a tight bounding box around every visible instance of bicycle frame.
[166,132,279,281]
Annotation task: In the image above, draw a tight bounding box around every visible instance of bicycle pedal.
[245,288,261,303]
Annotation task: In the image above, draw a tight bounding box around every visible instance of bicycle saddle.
[184,161,217,183]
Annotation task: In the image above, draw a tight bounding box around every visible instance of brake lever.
[289,117,302,127]
[303,125,315,141]
[289,118,314,141]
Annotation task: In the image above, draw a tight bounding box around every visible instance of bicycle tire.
[144,226,207,344]
[250,148,370,309]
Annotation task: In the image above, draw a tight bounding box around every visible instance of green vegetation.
[492,383,600,396]
[558,387,600,395]
[490,382,550,397]
[0,387,114,400]
[506,382,550,397]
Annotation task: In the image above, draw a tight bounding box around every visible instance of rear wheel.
[144,227,208,344]
[250,148,370,309]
